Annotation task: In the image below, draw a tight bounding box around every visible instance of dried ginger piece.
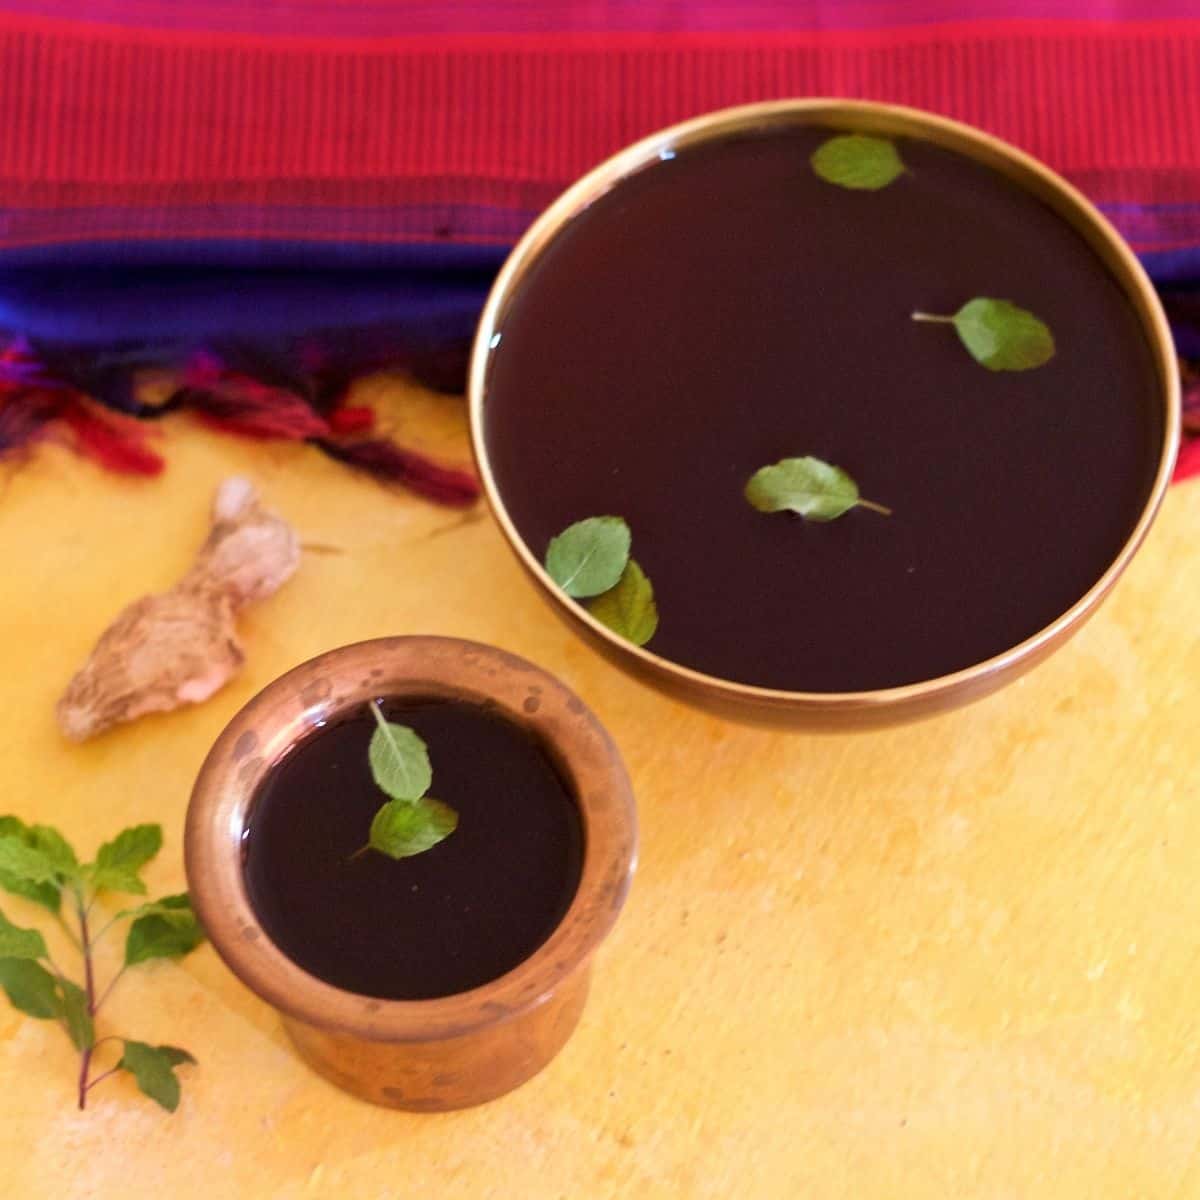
[56,477,300,741]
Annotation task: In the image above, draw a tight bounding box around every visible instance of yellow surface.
[1,374,1198,1198]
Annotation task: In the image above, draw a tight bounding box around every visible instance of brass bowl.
[468,99,1178,730]
[185,636,637,1110]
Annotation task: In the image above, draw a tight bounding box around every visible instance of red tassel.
[327,405,375,435]
[60,401,165,476]
[194,408,329,440]
[1182,372,1200,436]
[0,391,62,455]
[1174,435,1200,482]
[179,352,330,441]
[317,438,480,507]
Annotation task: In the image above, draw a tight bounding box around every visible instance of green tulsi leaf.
[544,516,632,599]
[0,958,61,1019]
[0,961,93,1051]
[28,826,78,876]
[369,797,459,860]
[116,897,201,927]
[124,894,204,967]
[368,705,432,802]
[0,908,48,960]
[912,297,1055,371]
[0,818,64,912]
[745,456,892,521]
[118,1041,196,1113]
[586,559,659,646]
[355,704,458,862]
[88,824,163,896]
[0,836,65,888]
[158,1046,197,1067]
[811,134,905,191]
[59,979,94,1051]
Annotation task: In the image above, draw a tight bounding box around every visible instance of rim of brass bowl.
[468,98,1180,725]
[184,636,637,1043]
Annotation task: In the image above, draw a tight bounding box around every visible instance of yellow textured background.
[0,376,1197,1197]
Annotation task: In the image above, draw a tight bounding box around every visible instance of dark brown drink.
[243,698,583,1000]
[483,126,1162,691]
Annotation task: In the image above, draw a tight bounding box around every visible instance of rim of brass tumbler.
[185,636,638,1111]
[468,99,1180,729]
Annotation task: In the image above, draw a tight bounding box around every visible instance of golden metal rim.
[184,636,637,1043]
[468,98,1180,716]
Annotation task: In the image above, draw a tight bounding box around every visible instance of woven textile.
[0,3,1195,482]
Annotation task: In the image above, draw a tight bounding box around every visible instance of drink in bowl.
[469,100,1177,729]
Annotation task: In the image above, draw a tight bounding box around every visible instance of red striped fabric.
[0,17,1197,252]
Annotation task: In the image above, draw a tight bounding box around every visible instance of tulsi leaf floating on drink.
[911,297,1055,371]
[810,134,906,191]
[586,560,658,646]
[351,703,458,861]
[544,516,631,598]
[367,710,431,803]
[745,456,892,521]
[369,795,459,860]
[545,517,659,647]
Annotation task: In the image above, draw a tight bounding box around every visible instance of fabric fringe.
[0,390,57,456]
[0,337,480,504]
[1178,359,1200,482]
[176,351,334,441]
[316,437,480,508]
[58,401,165,476]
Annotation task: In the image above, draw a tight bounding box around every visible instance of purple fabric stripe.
[0,267,494,344]
[0,236,515,269]
[0,201,543,251]
[1140,246,1200,285]
[1102,201,1200,211]
[1099,203,1200,253]
[1,1,1196,36]
[2,199,1196,265]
